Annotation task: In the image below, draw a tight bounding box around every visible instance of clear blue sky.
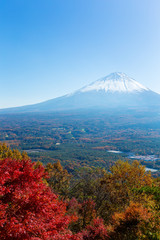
[0,0,160,108]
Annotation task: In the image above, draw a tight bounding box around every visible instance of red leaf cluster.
[81,218,109,240]
[0,158,78,239]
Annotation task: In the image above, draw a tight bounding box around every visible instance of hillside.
[0,143,160,239]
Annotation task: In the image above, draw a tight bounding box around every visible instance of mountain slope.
[1,72,160,113]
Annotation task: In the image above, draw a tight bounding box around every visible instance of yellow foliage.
[0,142,29,160]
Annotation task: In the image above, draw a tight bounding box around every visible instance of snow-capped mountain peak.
[79,72,149,93]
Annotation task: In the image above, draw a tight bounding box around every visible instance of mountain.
[1,72,160,113]
[79,72,149,93]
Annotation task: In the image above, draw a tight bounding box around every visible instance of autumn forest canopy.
[0,143,160,239]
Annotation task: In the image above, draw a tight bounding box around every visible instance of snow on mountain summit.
[79,72,149,93]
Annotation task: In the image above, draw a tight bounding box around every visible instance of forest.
[0,109,160,176]
[0,143,160,239]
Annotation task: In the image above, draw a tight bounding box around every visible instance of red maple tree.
[0,157,79,240]
[81,218,109,240]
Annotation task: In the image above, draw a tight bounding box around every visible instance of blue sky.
[0,0,160,108]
